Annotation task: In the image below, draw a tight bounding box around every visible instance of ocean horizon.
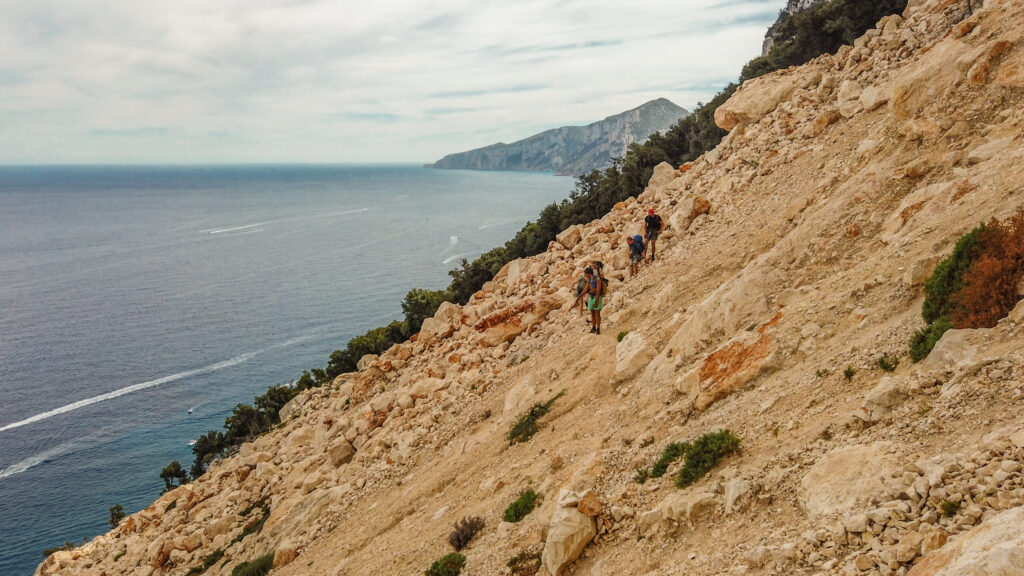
[0,164,572,575]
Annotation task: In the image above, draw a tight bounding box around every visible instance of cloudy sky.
[1,0,788,164]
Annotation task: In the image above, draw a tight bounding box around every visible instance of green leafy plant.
[108,504,125,529]
[165,500,177,513]
[448,516,485,551]
[633,468,650,484]
[231,553,274,576]
[940,499,961,518]
[616,330,629,342]
[876,354,899,372]
[507,549,542,576]
[676,430,741,488]
[503,490,539,523]
[231,504,270,545]
[843,366,856,381]
[507,391,564,445]
[425,552,466,576]
[650,442,689,479]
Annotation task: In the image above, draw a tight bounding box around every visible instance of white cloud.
[0,0,788,164]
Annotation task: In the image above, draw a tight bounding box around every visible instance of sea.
[0,164,572,575]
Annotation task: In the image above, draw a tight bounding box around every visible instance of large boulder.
[853,377,909,423]
[538,490,598,576]
[800,442,896,518]
[645,162,678,192]
[889,38,971,120]
[556,225,583,250]
[676,314,781,411]
[715,72,803,130]
[475,296,562,348]
[613,332,657,384]
[907,506,1024,575]
[356,354,378,371]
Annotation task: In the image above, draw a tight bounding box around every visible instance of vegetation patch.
[507,391,564,445]
[231,553,274,576]
[876,354,899,372]
[186,549,225,575]
[676,430,741,488]
[231,504,271,545]
[507,549,542,576]
[911,211,1024,361]
[616,330,629,342]
[650,442,689,479]
[165,499,177,513]
[108,504,125,529]
[425,552,466,576]
[940,499,961,518]
[448,516,485,551]
[42,542,77,557]
[843,366,856,381]
[503,490,540,523]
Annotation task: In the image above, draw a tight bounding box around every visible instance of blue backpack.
[632,234,645,254]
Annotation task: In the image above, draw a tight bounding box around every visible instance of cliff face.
[762,0,828,56]
[428,98,689,176]
[41,1,1024,576]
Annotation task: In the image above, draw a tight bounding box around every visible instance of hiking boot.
[590,327,597,334]
[596,328,601,335]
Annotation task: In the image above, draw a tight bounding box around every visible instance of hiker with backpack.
[644,208,664,262]
[575,272,588,316]
[626,234,645,277]
[572,266,605,335]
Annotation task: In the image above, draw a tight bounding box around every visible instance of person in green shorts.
[572,267,604,334]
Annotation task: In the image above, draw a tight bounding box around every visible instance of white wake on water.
[204,207,369,235]
[0,439,82,480]
[442,252,476,265]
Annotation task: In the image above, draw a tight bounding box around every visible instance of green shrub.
[165,500,177,513]
[507,549,542,576]
[676,430,741,488]
[843,366,856,381]
[232,504,270,545]
[425,552,466,576]
[231,553,274,576]
[503,490,539,523]
[616,330,629,342]
[448,516,485,551]
[633,468,650,484]
[939,499,961,518]
[42,542,76,557]
[923,227,983,324]
[650,442,689,479]
[507,391,564,445]
[910,314,953,363]
[876,354,899,372]
[403,288,454,334]
[112,551,126,562]
[108,504,125,529]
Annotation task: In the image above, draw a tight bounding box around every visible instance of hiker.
[626,234,645,277]
[644,208,664,262]
[575,272,588,316]
[572,267,604,334]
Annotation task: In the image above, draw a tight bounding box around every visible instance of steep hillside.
[40,1,1024,575]
[428,99,689,176]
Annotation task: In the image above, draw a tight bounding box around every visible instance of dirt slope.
[39,1,1024,575]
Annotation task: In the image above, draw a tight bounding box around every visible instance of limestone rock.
[557,225,583,250]
[715,71,803,130]
[273,541,300,568]
[995,51,1024,88]
[539,496,597,576]
[328,439,356,467]
[968,137,1015,164]
[725,478,753,514]
[890,38,971,120]
[613,332,656,384]
[800,442,896,518]
[907,507,1024,575]
[854,377,909,423]
[646,162,677,191]
[859,84,890,111]
[356,354,379,371]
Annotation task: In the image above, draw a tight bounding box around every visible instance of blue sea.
[0,165,571,575]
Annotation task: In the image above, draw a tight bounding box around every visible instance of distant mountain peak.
[428,99,689,176]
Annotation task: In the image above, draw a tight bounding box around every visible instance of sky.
[0,0,789,165]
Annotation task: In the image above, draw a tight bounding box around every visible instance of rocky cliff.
[428,99,689,176]
[40,1,1024,575]
[762,0,828,56]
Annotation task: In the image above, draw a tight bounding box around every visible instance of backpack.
[633,234,645,253]
[576,276,587,296]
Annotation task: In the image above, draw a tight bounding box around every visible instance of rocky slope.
[39,1,1024,575]
[428,99,689,176]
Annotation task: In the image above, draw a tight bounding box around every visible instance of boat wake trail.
[442,252,475,265]
[204,208,369,235]
[0,352,260,434]
[0,439,83,480]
